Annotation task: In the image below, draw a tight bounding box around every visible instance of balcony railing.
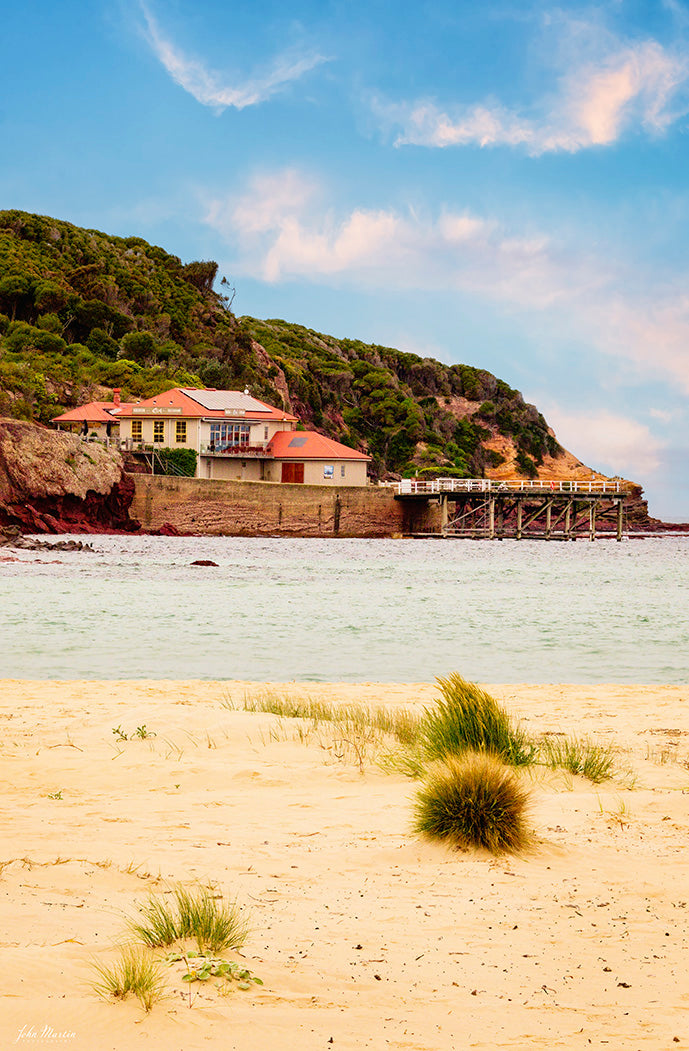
[199,442,273,458]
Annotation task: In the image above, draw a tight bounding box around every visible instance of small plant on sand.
[597,796,632,829]
[413,752,533,855]
[539,735,615,784]
[167,950,263,990]
[417,675,536,767]
[91,944,165,1012]
[129,884,249,954]
[134,725,156,739]
[112,726,128,742]
[47,789,63,800]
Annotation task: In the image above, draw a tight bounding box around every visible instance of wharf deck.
[394,478,631,540]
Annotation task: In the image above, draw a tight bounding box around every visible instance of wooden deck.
[394,478,631,540]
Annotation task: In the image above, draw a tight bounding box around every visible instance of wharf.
[394,478,631,541]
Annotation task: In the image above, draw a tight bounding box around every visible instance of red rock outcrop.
[0,418,139,533]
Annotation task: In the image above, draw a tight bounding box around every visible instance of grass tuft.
[417,675,536,767]
[91,945,165,1012]
[227,680,618,785]
[129,884,249,954]
[414,751,533,855]
[538,735,615,784]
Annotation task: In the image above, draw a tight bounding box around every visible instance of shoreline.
[1,679,688,1050]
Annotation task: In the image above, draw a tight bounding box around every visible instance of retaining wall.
[132,476,441,537]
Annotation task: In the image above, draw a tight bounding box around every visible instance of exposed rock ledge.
[0,418,139,533]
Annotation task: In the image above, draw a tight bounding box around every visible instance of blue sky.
[1,0,688,519]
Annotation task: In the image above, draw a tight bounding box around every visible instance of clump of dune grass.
[416,675,535,767]
[413,752,533,855]
[228,688,421,773]
[538,734,615,784]
[129,884,249,954]
[91,945,165,1012]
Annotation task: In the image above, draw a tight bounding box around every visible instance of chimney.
[113,388,121,407]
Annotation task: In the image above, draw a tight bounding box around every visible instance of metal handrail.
[396,478,632,495]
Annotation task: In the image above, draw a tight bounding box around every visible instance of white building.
[53,387,371,486]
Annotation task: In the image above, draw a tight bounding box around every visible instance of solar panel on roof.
[288,436,308,447]
[180,389,271,413]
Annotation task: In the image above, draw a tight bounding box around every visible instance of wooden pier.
[394,478,631,540]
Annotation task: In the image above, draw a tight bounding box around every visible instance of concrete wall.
[132,476,442,537]
[205,457,263,482]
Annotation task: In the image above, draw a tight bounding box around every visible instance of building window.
[264,426,269,440]
[153,420,165,443]
[323,465,334,478]
[175,420,187,443]
[131,420,142,442]
[341,465,346,477]
[209,422,250,450]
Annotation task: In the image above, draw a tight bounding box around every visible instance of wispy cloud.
[140,3,328,111]
[540,405,664,477]
[375,23,689,153]
[205,169,689,392]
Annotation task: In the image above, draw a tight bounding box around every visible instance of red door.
[281,462,305,483]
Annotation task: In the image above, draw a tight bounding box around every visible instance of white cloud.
[541,405,664,477]
[376,29,689,154]
[649,407,677,423]
[140,3,327,111]
[205,169,689,393]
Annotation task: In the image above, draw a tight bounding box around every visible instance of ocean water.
[1,535,687,683]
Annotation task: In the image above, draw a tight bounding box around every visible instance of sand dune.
[0,679,687,1050]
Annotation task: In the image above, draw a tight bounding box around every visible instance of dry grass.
[537,734,616,784]
[227,681,619,785]
[91,944,165,1012]
[414,752,534,856]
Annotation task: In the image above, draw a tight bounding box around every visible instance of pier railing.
[396,478,631,496]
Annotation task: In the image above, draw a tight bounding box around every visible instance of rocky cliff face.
[0,419,138,533]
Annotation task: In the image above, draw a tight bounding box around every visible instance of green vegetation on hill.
[0,209,561,479]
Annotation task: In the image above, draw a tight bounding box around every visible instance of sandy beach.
[1,679,687,1050]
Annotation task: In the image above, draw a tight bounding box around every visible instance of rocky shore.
[0,418,139,534]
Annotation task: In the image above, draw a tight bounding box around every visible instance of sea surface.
[1,535,687,683]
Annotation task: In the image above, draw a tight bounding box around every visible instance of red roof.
[114,388,297,422]
[52,401,133,424]
[268,431,370,461]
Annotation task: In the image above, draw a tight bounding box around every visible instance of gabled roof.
[268,430,370,461]
[52,401,133,424]
[114,388,297,422]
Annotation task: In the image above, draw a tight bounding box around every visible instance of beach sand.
[0,679,687,1050]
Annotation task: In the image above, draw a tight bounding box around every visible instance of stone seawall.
[132,476,441,537]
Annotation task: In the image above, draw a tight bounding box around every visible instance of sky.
[1,1,688,520]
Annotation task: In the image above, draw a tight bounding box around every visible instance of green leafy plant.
[112,726,128,742]
[134,725,156,739]
[91,945,165,1012]
[154,447,197,477]
[47,789,63,800]
[167,950,263,990]
[413,751,533,855]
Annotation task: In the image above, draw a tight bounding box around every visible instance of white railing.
[396,478,632,496]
